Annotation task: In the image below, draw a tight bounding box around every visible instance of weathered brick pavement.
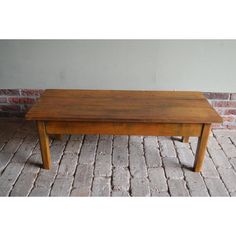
[0,118,236,197]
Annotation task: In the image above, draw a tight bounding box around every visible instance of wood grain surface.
[26,89,222,123]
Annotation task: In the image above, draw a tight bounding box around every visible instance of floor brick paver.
[57,153,78,177]
[144,136,161,167]
[0,152,14,174]
[151,191,170,197]
[218,167,236,193]
[229,158,236,170]
[129,136,148,178]
[79,135,98,165]
[208,149,232,169]
[94,135,113,177]
[204,178,229,196]
[112,190,130,197]
[0,118,236,197]
[91,177,111,196]
[131,177,150,197]
[50,176,74,196]
[159,138,176,158]
[230,192,236,197]
[148,167,168,193]
[112,135,129,167]
[2,137,23,154]
[0,163,25,196]
[176,147,195,169]
[201,156,219,179]
[112,166,130,191]
[168,179,189,197]
[162,157,184,180]
[71,164,94,196]
[183,169,209,196]
[29,166,58,196]
[10,172,39,196]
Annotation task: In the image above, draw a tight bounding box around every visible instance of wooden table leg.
[181,136,189,143]
[194,124,211,172]
[37,121,51,169]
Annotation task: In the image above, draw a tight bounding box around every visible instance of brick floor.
[0,118,236,197]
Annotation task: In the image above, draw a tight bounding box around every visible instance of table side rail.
[45,121,203,137]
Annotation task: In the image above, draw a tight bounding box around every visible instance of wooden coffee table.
[26,89,222,172]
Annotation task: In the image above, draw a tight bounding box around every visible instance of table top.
[25,89,222,123]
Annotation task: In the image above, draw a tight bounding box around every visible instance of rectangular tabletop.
[25,89,222,124]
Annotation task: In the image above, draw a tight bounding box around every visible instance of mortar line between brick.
[126,135,132,196]
[158,139,171,197]
[26,168,41,197]
[142,136,151,196]
[68,135,86,196]
[0,141,7,152]
[229,136,236,169]
[110,135,114,196]
[111,135,115,193]
[229,136,236,148]
[90,134,100,196]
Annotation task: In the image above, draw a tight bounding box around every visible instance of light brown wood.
[182,136,189,143]
[26,90,222,171]
[37,121,51,169]
[46,121,202,137]
[42,89,206,99]
[26,89,222,124]
[194,124,211,172]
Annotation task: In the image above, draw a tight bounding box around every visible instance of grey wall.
[0,40,235,92]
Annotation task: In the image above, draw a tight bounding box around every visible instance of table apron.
[45,121,204,137]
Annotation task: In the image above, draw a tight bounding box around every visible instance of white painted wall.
[0,40,235,92]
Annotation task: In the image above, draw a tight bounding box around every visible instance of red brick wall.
[0,89,236,129]
[0,89,43,117]
[204,92,236,129]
